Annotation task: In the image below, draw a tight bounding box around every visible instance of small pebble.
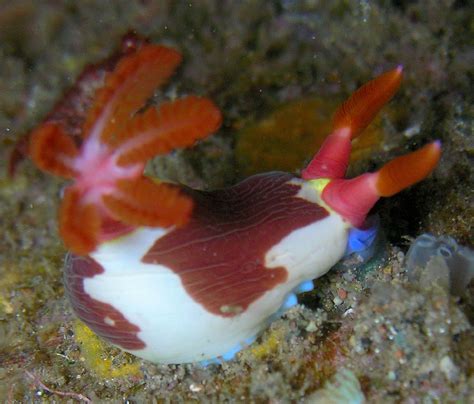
[394,349,405,360]
[439,356,459,382]
[387,370,397,381]
[342,272,355,282]
[305,321,318,332]
[338,288,348,300]
[189,383,203,392]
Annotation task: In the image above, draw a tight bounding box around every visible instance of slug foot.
[199,279,315,366]
[269,279,315,322]
[198,335,257,367]
[345,215,380,261]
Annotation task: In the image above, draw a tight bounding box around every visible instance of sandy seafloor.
[0,1,473,402]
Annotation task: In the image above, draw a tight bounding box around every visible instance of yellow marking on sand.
[74,321,141,379]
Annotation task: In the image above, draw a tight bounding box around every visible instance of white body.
[86,181,349,363]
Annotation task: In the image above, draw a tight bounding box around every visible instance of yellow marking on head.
[307,178,350,230]
[308,178,331,194]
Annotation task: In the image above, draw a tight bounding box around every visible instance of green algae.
[0,0,472,402]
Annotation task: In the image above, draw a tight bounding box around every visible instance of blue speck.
[345,215,379,258]
[221,344,243,361]
[294,279,314,293]
[281,293,297,310]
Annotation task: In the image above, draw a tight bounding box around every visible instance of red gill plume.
[59,187,101,256]
[9,32,150,177]
[29,123,79,179]
[82,45,183,144]
[115,96,222,166]
[28,43,222,255]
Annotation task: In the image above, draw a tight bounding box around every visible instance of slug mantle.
[27,40,441,364]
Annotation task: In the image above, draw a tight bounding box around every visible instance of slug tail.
[29,122,79,178]
[82,45,182,144]
[115,96,222,166]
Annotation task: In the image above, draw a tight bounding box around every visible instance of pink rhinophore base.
[301,128,352,180]
[322,173,379,228]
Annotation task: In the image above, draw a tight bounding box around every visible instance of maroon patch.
[143,172,329,317]
[100,215,136,242]
[64,254,145,350]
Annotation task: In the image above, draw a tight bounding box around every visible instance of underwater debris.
[405,233,474,295]
[348,244,471,401]
[304,368,365,404]
[25,370,92,403]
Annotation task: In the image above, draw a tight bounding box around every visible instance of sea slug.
[27,41,441,364]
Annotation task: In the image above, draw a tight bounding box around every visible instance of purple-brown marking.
[143,172,329,317]
[64,254,145,350]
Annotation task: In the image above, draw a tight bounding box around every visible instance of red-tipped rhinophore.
[322,141,441,227]
[376,140,441,196]
[302,66,403,180]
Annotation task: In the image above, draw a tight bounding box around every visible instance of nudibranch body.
[28,42,441,364]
